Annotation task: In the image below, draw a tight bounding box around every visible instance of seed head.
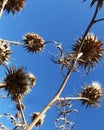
[23,33,44,53]
[72,33,103,70]
[4,66,35,101]
[0,40,11,64]
[31,112,45,127]
[78,82,103,107]
[4,0,26,14]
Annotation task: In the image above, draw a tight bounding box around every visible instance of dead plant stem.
[0,0,8,18]
[26,2,100,130]
[17,98,27,126]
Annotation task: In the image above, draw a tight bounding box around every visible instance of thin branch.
[78,2,99,54]
[17,99,27,126]
[44,40,63,56]
[0,123,8,130]
[94,18,104,23]
[0,113,17,128]
[0,0,8,18]
[58,97,90,102]
[0,39,23,46]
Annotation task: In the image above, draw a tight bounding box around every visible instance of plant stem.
[44,40,63,56]
[26,53,82,130]
[0,0,8,18]
[78,2,99,53]
[0,39,23,45]
[26,70,72,130]
[26,2,100,130]
[58,97,90,101]
[94,18,104,23]
[17,99,27,126]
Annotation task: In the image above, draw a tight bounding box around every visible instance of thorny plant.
[0,0,104,130]
[55,99,77,130]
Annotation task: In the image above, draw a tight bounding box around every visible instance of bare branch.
[44,40,63,56]
[94,18,104,23]
[77,2,99,54]
[0,39,23,46]
[0,0,8,18]
[57,97,90,102]
[17,99,27,126]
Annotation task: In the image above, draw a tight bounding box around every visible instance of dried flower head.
[83,0,104,9]
[78,82,103,107]
[4,66,35,101]
[31,112,45,127]
[0,40,11,64]
[23,33,44,53]
[4,0,26,14]
[72,33,103,70]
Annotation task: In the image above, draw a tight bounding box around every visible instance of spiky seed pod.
[83,0,104,9]
[4,66,35,101]
[16,103,25,111]
[31,112,45,127]
[4,0,26,14]
[23,33,44,53]
[78,82,103,107]
[0,40,12,64]
[72,33,103,70]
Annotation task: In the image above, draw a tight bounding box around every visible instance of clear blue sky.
[0,0,104,130]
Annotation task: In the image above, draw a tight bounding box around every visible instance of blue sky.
[0,0,104,130]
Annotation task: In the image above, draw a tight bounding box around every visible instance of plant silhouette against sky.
[0,0,104,130]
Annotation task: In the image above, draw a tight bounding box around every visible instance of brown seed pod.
[0,40,12,64]
[72,33,103,70]
[78,82,103,107]
[4,66,34,101]
[4,0,26,14]
[23,33,44,53]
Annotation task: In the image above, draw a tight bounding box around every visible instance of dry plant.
[0,0,104,130]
